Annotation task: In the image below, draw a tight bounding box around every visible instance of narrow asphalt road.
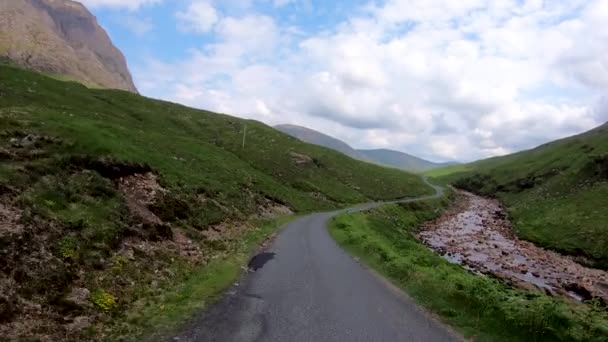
[169,178,460,342]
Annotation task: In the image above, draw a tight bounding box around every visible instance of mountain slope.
[275,124,454,172]
[434,123,608,269]
[274,124,367,160]
[358,149,456,172]
[0,0,137,92]
[0,65,431,340]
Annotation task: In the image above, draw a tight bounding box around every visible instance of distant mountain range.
[0,0,137,92]
[357,149,457,173]
[274,124,367,160]
[275,124,456,172]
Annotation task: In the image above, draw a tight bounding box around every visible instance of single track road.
[169,178,460,342]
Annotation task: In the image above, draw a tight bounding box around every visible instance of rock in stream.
[418,191,608,302]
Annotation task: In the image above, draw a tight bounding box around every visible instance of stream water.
[418,191,608,302]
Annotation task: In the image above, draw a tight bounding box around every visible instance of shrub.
[57,236,78,260]
[91,289,118,311]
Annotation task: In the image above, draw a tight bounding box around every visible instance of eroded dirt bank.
[418,191,608,302]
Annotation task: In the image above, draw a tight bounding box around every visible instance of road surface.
[169,178,460,342]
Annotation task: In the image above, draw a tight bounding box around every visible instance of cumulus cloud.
[176,0,219,33]
[136,0,608,162]
[79,0,161,10]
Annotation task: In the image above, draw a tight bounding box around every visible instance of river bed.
[418,191,608,302]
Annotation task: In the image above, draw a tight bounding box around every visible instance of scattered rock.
[289,151,313,165]
[203,221,251,241]
[565,283,593,301]
[0,202,24,237]
[64,287,91,309]
[418,190,608,302]
[19,134,37,147]
[118,172,165,206]
[118,172,170,239]
[121,248,135,261]
[256,198,293,219]
[66,316,91,332]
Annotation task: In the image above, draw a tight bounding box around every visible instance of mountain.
[274,124,367,160]
[0,65,431,340]
[434,122,608,269]
[275,124,454,172]
[0,0,137,92]
[358,149,456,173]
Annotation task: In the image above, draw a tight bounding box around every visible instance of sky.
[81,0,608,162]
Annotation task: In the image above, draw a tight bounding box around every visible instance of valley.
[1,1,607,340]
[0,64,431,341]
[1,62,606,342]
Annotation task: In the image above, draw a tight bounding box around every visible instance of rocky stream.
[418,191,608,302]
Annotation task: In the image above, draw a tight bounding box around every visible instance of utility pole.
[242,124,247,149]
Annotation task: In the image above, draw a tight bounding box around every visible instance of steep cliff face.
[0,0,137,92]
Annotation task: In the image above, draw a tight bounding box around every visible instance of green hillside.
[433,124,608,269]
[0,65,430,340]
[0,65,430,207]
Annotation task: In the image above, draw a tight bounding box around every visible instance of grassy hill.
[432,123,608,269]
[0,64,430,340]
[358,148,457,173]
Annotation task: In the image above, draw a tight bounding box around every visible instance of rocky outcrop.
[0,0,137,92]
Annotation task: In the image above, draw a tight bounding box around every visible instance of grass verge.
[103,215,297,341]
[329,196,608,341]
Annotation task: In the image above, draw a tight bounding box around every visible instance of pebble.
[418,191,608,301]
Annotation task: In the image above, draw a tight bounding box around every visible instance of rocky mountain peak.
[0,0,138,92]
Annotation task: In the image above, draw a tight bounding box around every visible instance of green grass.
[432,124,608,269]
[43,72,102,89]
[329,198,608,341]
[0,64,431,211]
[423,163,470,179]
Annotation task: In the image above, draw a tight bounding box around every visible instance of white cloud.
[116,15,153,36]
[176,0,219,33]
[79,0,161,10]
[215,15,279,54]
[136,0,608,162]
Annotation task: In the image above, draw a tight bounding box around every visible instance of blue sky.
[81,0,608,162]
[91,1,369,75]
